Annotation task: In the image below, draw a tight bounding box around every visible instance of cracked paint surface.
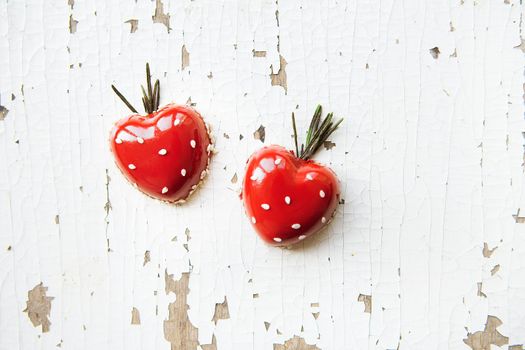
[0,1,524,349]
[23,283,54,333]
[270,55,287,93]
[181,45,190,71]
[152,0,170,32]
[125,19,139,34]
[211,297,230,324]
[131,307,141,325]
[274,336,320,350]
[164,271,199,349]
[463,315,508,350]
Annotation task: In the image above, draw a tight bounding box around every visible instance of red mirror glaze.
[109,104,212,203]
[242,145,340,246]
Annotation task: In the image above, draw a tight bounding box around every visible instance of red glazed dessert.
[242,106,342,246]
[109,64,212,203]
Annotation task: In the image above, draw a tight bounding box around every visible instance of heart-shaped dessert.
[242,106,343,246]
[109,64,212,203]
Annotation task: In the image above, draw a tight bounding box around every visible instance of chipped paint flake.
[152,0,170,32]
[270,55,287,93]
[143,250,151,266]
[69,14,78,34]
[429,47,440,59]
[164,271,199,349]
[253,50,267,57]
[323,140,336,150]
[512,208,525,223]
[358,294,372,313]
[253,125,266,142]
[514,38,525,53]
[182,45,190,70]
[477,282,487,298]
[201,335,217,350]
[131,307,141,325]
[482,242,497,258]
[463,315,508,349]
[274,335,320,350]
[125,19,138,33]
[163,271,218,349]
[211,297,230,324]
[0,105,9,120]
[23,283,54,333]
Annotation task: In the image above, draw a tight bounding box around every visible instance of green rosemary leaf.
[141,96,149,113]
[111,85,138,113]
[140,85,151,113]
[303,112,332,157]
[291,112,300,156]
[152,81,159,110]
[154,80,160,110]
[307,118,343,159]
[146,63,153,105]
[306,105,322,146]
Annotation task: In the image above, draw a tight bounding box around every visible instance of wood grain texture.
[0,0,524,349]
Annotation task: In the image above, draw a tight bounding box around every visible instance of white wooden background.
[0,0,524,349]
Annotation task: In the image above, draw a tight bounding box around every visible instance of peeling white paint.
[0,1,524,350]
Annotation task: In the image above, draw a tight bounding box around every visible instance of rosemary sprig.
[111,85,138,113]
[111,63,161,114]
[291,105,343,160]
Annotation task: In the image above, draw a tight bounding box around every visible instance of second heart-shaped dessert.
[242,105,343,246]
[243,145,340,246]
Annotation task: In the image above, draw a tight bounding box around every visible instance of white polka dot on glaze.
[128,164,136,170]
[321,217,327,224]
[291,223,301,230]
[274,158,282,165]
[190,140,196,148]
[306,174,313,181]
[319,190,326,198]
[181,169,187,177]
[273,237,282,243]
[161,187,168,194]
[284,196,291,205]
[158,148,167,155]
[261,203,270,210]
[298,235,306,240]
[137,137,144,144]
[251,217,256,224]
